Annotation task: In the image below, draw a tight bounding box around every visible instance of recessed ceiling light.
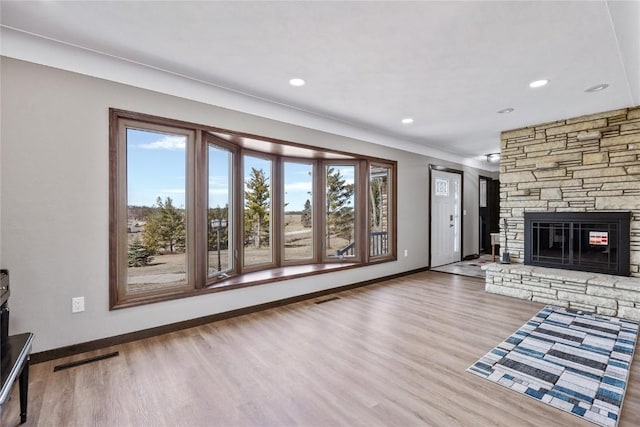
[401,118,414,124]
[289,78,305,87]
[585,83,609,93]
[497,107,515,114]
[529,79,549,88]
[486,153,501,163]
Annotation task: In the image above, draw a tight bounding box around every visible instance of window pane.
[325,165,355,258]
[370,165,390,257]
[208,144,233,278]
[284,162,313,261]
[243,155,272,266]
[126,128,187,294]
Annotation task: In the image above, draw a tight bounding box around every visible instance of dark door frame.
[479,175,500,255]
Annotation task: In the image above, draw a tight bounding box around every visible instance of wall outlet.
[404,249,408,257]
[72,296,85,313]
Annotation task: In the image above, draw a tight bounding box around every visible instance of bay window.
[110,109,396,309]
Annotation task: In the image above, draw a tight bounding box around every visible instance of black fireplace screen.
[524,212,631,276]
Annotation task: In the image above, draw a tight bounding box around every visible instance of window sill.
[206,262,358,291]
[205,255,396,292]
[113,260,392,310]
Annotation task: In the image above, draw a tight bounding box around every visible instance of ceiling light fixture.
[529,79,549,88]
[401,118,414,124]
[289,78,305,87]
[585,83,609,93]
[497,107,515,114]
[486,153,501,163]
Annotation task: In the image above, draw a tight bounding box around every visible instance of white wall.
[1,57,494,352]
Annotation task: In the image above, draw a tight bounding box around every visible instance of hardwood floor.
[3,271,640,426]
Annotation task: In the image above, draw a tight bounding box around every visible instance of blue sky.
[127,129,352,211]
[127,129,187,208]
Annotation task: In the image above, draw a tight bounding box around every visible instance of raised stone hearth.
[484,263,640,321]
[486,106,640,320]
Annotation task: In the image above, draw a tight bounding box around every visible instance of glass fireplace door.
[524,211,630,276]
[573,223,618,272]
[531,222,571,266]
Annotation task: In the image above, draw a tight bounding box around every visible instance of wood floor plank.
[2,271,639,426]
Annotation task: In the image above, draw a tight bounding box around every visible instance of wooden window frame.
[368,161,397,261]
[241,150,278,273]
[110,116,198,308]
[109,109,397,310]
[204,136,239,284]
[321,161,363,263]
[281,158,318,266]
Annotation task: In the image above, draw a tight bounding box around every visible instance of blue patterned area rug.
[468,306,639,427]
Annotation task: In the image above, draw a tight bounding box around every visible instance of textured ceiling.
[1,1,638,168]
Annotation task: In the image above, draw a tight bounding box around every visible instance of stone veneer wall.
[486,106,640,320]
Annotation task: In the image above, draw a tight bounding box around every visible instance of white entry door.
[431,169,462,267]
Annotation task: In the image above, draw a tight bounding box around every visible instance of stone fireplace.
[484,106,640,321]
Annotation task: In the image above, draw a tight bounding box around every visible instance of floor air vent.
[314,296,340,305]
[53,351,120,372]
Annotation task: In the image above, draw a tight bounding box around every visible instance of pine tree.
[128,238,154,267]
[369,176,383,231]
[244,168,270,248]
[301,199,312,228]
[143,196,186,254]
[326,167,354,248]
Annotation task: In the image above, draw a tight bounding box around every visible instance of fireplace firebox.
[524,211,631,276]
